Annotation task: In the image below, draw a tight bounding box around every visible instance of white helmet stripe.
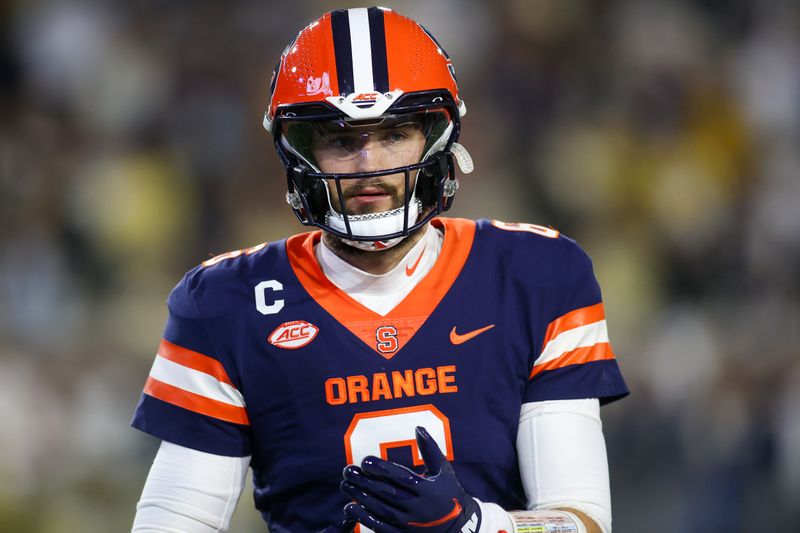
[347,8,375,94]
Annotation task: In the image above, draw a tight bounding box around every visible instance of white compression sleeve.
[516,398,612,533]
[475,399,612,533]
[132,441,251,533]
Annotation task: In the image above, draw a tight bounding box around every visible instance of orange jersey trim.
[541,303,605,351]
[144,377,250,425]
[529,342,615,379]
[157,339,235,387]
[286,218,476,358]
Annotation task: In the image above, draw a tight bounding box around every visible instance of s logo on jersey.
[376,326,399,354]
[268,320,319,349]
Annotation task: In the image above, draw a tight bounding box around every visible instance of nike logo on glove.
[408,499,462,527]
[449,324,495,345]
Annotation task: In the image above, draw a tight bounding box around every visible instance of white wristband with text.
[476,502,587,533]
[509,510,587,533]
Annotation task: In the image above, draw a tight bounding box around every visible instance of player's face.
[312,120,426,215]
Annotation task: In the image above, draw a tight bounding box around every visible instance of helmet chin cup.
[325,199,422,234]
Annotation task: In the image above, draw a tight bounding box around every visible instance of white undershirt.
[316,224,443,315]
[133,228,612,533]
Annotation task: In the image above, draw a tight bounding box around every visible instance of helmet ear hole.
[417,152,450,208]
[289,166,329,223]
[306,180,329,223]
[417,171,437,208]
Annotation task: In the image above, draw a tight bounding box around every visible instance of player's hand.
[341,426,481,533]
[317,517,357,533]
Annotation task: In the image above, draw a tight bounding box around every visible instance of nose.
[352,139,387,173]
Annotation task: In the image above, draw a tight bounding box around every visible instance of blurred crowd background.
[1,0,798,531]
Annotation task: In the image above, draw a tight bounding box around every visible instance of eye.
[385,130,408,143]
[327,135,358,152]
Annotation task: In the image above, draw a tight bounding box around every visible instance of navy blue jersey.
[132,217,628,532]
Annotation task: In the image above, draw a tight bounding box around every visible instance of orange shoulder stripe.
[144,376,250,425]
[529,342,615,379]
[542,303,605,350]
[157,339,235,388]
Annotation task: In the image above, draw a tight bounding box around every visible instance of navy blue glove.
[318,517,357,533]
[341,426,481,533]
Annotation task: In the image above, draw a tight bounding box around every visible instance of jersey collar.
[286,218,476,359]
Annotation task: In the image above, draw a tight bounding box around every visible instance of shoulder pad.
[477,218,594,285]
[167,241,276,319]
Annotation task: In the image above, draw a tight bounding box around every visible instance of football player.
[131,7,628,533]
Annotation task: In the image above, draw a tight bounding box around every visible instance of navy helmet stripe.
[330,10,354,95]
[367,7,389,94]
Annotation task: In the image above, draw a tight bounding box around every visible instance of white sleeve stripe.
[536,320,609,367]
[149,355,245,407]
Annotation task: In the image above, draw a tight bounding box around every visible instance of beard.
[331,178,407,215]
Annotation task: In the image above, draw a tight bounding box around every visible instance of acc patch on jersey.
[268,320,319,349]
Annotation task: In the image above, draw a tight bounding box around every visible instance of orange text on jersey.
[325,365,458,406]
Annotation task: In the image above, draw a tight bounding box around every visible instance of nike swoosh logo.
[408,499,462,527]
[450,324,495,345]
[405,244,427,277]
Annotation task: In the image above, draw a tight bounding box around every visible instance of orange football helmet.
[264,7,471,248]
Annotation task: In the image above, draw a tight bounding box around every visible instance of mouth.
[344,186,395,211]
[351,187,390,199]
